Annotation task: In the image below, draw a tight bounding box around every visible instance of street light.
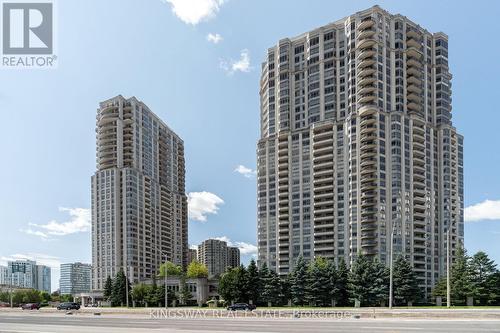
[152,245,169,309]
[388,222,397,309]
[446,227,451,308]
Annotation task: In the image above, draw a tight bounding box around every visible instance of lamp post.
[153,245,169,309]
[388,223,396,309]
[446,228,451,308]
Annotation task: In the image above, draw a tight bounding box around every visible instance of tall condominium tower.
[92,95,187,290]
[257,6,463,295]
[197,239,241,277]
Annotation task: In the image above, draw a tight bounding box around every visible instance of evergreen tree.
[111,270,129,307]
[450,247,474,305]
[261,269,281,306]
[219,268,238,304]
[233,265,249,303]
[335,259,349,306]
[470,251,497,305]
[348,254,388,306]
[290,256,308,306]
[392,256,421,306]
[486,271,500,305]
[306,257,330,306]
[279,275,292,306]
[180,276,192,305]
[246,259,260,304]
[145,280,160,307]
[326,259,338,306]
[103,276,113,301]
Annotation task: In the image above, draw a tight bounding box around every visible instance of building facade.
[257,6,463,296]
[91,95,188,290]
[197,239,241,277]
[8,260,37,289]
[36,265,51,293]
[227,246,241,268]
[0,266,9,285]
[60,263,92,295]
[187,248,198,264]
[6,260,51,292]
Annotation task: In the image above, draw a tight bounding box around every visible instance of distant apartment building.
[197,239,241,277]
[36,265,51,293]
[7,260,51,292]
[0,266,9,285]
[257,5,463,296]
[60,263,92,295]
[92,95,188,290]
[227,246,240,268]
[187,249,198,264]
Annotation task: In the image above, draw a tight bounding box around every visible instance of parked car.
[21,303,40,310]
[227,303,256,311]
[57,302,80,310]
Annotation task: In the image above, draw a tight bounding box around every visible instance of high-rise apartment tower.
[92,95,187,290]
[257,6,463,295]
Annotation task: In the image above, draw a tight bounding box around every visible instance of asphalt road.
[0,312,500,333]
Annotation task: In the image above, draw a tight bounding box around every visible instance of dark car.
[57,302,80,310]
[21,303,40,310]
[227,303,256,311]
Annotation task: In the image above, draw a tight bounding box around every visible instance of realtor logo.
[1,0,57,68]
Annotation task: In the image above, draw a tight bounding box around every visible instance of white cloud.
[21,207,91,239]
[214,236,257,256]
[234,165,256,178]
[162,0,226,25]
[0,253,61,270]
[220,49,252,75]
[207,33,223,44]
[187,191,224,222]
[189,244,198,250]
[465,200,500,222]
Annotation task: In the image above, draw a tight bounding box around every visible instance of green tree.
[131,284,148,307]
[279,275,292,306]
[451,247,474,305]
[306,257,331,306]
[219,268,238,304]
[290,256,308,306]
[186,261,208,278]
[348,254,388,306]
[246,259,260,304]
[392,255,421,306]
[111,269,130,307]
[470,251,497,305]
[486,271,500,305]
[145,281,160,307]
[335,259,349,306]
[158,262,183,277]
[261,268,281,306]
[103,276,113,301]
[233,265,249,303]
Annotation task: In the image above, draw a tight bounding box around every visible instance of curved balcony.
[358,75,376,87]
[406,47,423,59]
[358,18,375,30]
[358,38,376,50]
[357,57,376,69]
[407,84,422,95]
[406,38,421,49]
[357,48,376,60]
[358,93,376,104]
[357,29,376,41]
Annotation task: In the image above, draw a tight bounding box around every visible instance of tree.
[103,276,113,301]
[111,269,129,307]
[290,256,308,306]
[219,268,238,304]
[335,259,349,306]
[348,254,388,306]
[450,247,474,305]
[392,256,421,306]
[261,268,281,306]
[145,281,160,307]
[158,262,183,277]
[470,251,497,305]
[186,261,208,279]
[486,271,500,305]
[246,259,260,304]
[279,275,292,306]
[131,284,148,307]
[306,257,330,306]
[233,265,249,303]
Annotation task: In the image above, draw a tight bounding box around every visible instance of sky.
[1,0,500,292]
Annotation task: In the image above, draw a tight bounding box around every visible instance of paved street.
[0,311,499,333]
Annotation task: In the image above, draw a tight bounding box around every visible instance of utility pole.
[9,273,13,308]
[125,265,129,307]
[165,254,168,309]
[389,223,396,309]
[446,228,451,308]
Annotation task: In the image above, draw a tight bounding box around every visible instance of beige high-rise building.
[92,95,188,290]
[197,239,241,277]
[257,6,463,296]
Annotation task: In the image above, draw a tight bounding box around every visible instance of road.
[0,312,500,333]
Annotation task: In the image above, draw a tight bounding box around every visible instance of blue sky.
[1,0,500,291]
